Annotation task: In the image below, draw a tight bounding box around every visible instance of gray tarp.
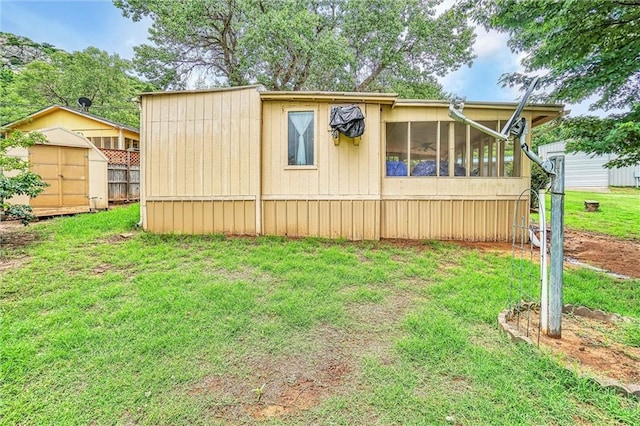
[329,105,365,138]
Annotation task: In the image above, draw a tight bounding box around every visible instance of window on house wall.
[288,111,314,166]
[88,136,118,149]
[125,138,140,150]
[386,120,521,178]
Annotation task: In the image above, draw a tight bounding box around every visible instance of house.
[538,141,640,189]
[3,105,141,205]
[3,104,140,150]
[139,86,563,241]
[6,127,109,216]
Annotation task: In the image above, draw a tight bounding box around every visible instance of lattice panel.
[100,149,140,165]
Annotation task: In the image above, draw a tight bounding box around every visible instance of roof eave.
[259,91,398,105]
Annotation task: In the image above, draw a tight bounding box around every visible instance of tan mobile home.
[139,86,563,241]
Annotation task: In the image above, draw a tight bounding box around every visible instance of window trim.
[284,107,318,169]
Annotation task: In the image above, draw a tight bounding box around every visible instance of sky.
[0,0,604,117]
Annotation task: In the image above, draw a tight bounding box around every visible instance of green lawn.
[1,205,639,425]
[541,188,640,239]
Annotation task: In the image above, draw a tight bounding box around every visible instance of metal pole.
[539,189,548,334]
[548,156,565,338]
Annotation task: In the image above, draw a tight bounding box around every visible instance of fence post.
[126,150,131,203]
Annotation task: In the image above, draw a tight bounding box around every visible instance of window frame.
[284,107,318,170]
[384,119,522,178]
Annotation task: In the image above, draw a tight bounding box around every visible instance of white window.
[288,111,314,166]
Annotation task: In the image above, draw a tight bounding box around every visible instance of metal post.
[539,189,548,334]
[548,156,565,338]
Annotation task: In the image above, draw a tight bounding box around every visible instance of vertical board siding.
[381,199,528,241]
[262,200,380,241]
[146,200,256,235]
[143,88,261,199]
[142,87,262,233]
[261,102,381,198]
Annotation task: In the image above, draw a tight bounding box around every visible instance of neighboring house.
[3,105,141,207]
[538,141,640,189]
[2,104,140,150]
[139,86,563,241]
[6,127,108,216]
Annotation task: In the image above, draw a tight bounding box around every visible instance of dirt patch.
[449,229,640,279]
[508,310,640,386]
[190,351,352,423]
[563,230,640,279]
[0,255,31,272]
[101,233,136,244]
[0,221,42,249]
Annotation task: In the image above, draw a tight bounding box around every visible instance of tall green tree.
[4,47,150,128]
[0,130,48,225]
[114,0,475,97]
[469,0,640,110]
[470,0,640,167]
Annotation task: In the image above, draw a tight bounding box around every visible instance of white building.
[538,141,640,189]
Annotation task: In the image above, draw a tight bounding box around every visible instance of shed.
[139,86,564,241]
[537,141,640,189]
[7,127,109,216]
[3,105,141,203]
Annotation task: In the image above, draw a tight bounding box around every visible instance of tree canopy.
[1,47,151,128]
[469,0,640,110]
[114,0,475,98]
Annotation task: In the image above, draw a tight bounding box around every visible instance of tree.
[470,0,640,167]
[114,0,475,97]
[468,0,640,110]
[4,47,151,128]
[0,130,48,225]
[562,107,640,168]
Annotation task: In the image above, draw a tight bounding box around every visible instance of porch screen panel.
[385,122,408,176]
[409,122,438,176]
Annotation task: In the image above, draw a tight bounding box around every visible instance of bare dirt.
[563,230,640,279]
[508,310,640,387]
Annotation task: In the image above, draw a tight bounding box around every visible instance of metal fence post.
[548,155,565,338]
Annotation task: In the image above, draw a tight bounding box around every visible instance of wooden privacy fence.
[102,149,140,203]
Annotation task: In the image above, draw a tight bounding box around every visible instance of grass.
[539,187,640,239]
[1,205,639,425]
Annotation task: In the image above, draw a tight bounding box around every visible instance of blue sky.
[0,0,600,116]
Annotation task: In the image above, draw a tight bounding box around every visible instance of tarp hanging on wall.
[329,105,365,138]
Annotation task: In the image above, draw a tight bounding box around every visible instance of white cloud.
[473,27,509,59]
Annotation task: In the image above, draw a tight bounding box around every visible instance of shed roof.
[33,126,109,162]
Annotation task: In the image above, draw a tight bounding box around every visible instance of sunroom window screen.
[288,111,314,166]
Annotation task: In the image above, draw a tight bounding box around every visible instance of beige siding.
[262,200,379,240]
[381,198,529,241]
[261,101,381,197]
[141,87,262,232]
[142,87,261,198]
[146,200,256,235]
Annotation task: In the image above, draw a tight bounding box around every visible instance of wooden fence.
[102,149,140,203]
[108,164,140,202]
